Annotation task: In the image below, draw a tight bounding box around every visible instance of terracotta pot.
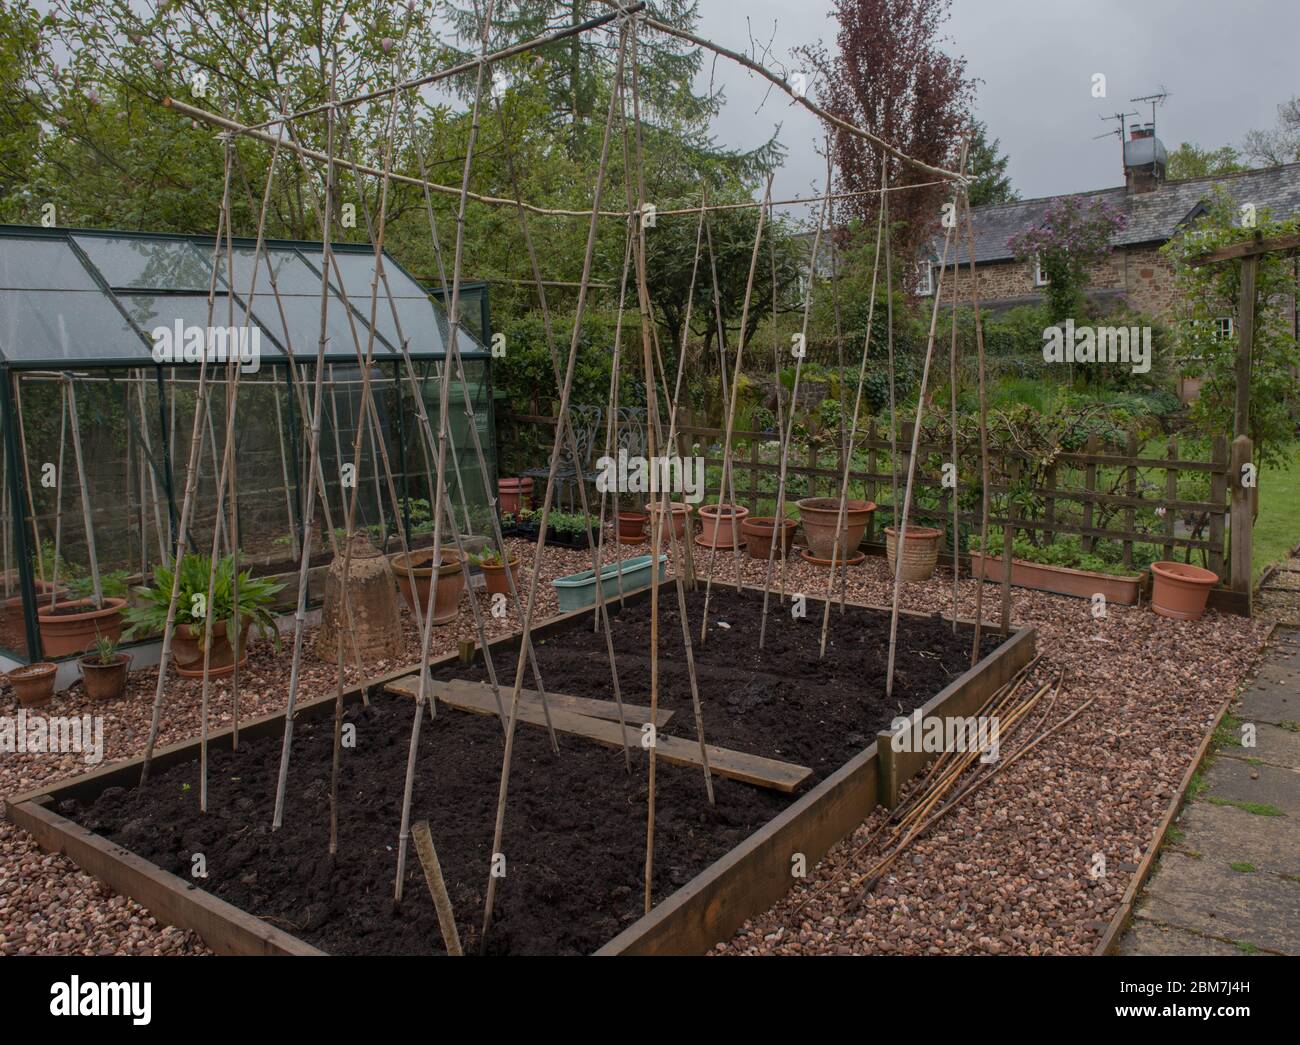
[696,504,749,549]
[37,597,126,659]
[171,617,253,678]
[615,511,648,545]
[796,498,875,560]
[480,557,520,596]
[498,477,534,514]
[884,525,943,582]
[79,651,131,701]
[968,552,1141,606]
[8,662,57,707]
[1150,561,1218,621]
[646,501,693,540]
[390,548,466,625]
[741,516,798,560]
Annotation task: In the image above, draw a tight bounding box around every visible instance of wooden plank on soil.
[399,677,811,793]
[384,675,675,727]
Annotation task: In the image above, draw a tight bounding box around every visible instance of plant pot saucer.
[799,548,866,568]
[174,654,249,679]
[615,534,648,546]
[694,534,745,551]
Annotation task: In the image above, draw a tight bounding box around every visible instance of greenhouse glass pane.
[72,236,212,292]
[225,246,323,297]
[115,293,282,367]
[251,293,390,360]
[0,289,147,362]
[0,237,98,290]
[315,249,429,299]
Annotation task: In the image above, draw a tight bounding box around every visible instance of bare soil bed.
[55,587,987,955]
[439,586,1001,780]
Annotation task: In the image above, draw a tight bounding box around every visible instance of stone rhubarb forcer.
[315,533,404,665]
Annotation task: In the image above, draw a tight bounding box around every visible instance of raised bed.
[5,581,1034,956]
[969,551,1143,606]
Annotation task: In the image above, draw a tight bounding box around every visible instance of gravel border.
[1,536,1268,955]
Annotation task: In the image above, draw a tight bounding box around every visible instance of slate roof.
[941,161,1300,265]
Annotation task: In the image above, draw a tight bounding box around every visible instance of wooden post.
[1209,435,1228,577]
[1123,428,1137,570]
[1229,435,1253,613]
[1235,256,1257,441]
[1162,436,1178,562]
[877,727,901,809]
[1082,434,1099,554]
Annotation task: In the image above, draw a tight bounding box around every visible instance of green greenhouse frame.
[0,223,497,666]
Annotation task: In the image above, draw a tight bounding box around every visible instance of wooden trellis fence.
[503,405,1249,608]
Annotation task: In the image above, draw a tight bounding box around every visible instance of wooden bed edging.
[597,623,1036,956]
[7,796,325,956]
[5,578,1033,957]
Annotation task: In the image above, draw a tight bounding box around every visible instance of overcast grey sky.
[694,0,1300,217]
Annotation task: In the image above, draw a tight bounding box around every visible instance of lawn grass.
[1253,443,1300,583]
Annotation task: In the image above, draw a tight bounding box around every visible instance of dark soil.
[437,587,999,781]
[67,698,788,956]
[64,587,1000,956]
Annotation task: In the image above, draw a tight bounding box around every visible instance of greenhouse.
[0,224,496,667]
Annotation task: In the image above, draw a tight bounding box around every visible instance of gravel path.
[1,534,1268,955]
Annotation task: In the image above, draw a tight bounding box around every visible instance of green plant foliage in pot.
[124,553,284,673]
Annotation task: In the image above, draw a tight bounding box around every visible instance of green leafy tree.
[1007,195,1127,323]
[1163,185,1300,473]
[1166,141,1246,180]
[965,120,1017,206]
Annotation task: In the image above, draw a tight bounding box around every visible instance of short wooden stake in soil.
[411,820,463,956]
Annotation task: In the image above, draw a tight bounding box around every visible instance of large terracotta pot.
[696,504,749,549]
[1150,561,1217,621]
[796,498,875,560]
[80,652,131,700]
[741,516,798,560]
[391,548,466,625]
[885,525,944,582]
[480,556,520,597]
[37,597,126,659]
[171,617,252,678]
[647,501,693,541]
[498,477,534,514]
[615,511,649,545]
[8,662,56,707]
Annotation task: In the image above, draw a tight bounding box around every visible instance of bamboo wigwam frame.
[3,2,1031,956]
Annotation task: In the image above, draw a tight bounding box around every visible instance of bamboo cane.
[884,139,969,701]
[411,820,463,956]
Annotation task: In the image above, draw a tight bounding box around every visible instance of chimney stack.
[1124,124,1166,193]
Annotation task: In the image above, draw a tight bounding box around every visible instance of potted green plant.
[472,548,520,596]
[38,569,129,658]
[124,553,283,678]
[79,634,131,701]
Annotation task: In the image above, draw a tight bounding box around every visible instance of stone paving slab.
[1219,721,1300,770]
[1235,682,1300,728]
[1201,756,1300,817]
[1118,922,1258,957]
[1176,801,1300,878]
[1134,852,1300,954]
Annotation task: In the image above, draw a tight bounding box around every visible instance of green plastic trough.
[551,554,668,613]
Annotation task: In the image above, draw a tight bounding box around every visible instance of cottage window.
[1033,255,1049,287]
[917,261,935,296]
[1213,316,1235,341]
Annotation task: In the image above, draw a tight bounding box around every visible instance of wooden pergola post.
[1188,229,1300,614]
